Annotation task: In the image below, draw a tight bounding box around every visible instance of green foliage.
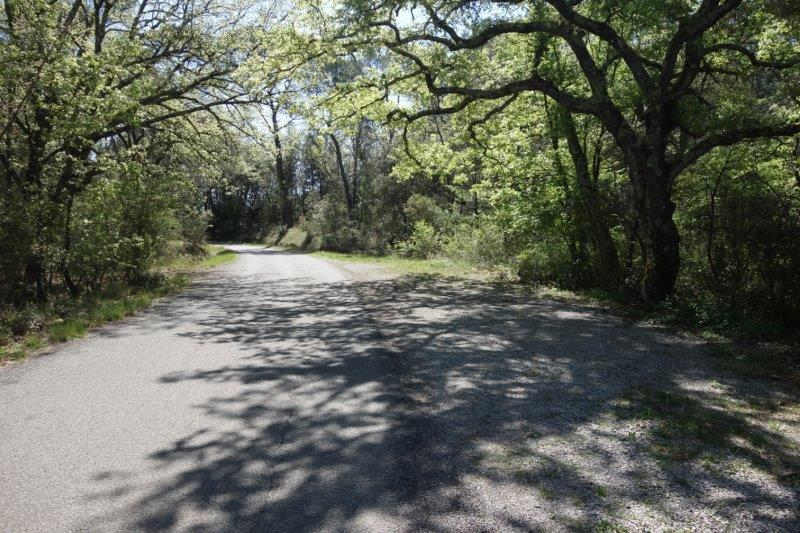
[515,244,575,287]
[0,308,42,337]
[67,166,172,286]
[2,0,799,344]
[322,0,800,301]
[178,208,212,256]
[48,320,89,344]
[0,0,259,304]
[674,143,800,336]
[304,197,361,252]
[441,219,508,268]
[206,144,274,243]
[157,245,237,271]
[404,194,449,232]
[396,221,440,259]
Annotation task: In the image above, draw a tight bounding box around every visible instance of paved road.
[1,246,797,532]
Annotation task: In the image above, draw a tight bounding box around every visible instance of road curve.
[1,246,796,532]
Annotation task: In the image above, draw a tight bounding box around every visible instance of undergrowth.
[1,245,237,363]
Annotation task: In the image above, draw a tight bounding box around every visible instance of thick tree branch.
[673,122,800,179]
[705,43,800,69]
[660,0,743,92]
[544,0,654,92]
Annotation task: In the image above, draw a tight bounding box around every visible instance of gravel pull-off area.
[0,246,798,532]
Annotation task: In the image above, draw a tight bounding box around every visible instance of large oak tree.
[325,0,800,301]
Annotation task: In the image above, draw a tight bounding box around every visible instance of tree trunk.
[61,194,79,297]
[350,119,367,218]
[273,124,294,228]
[270,106,292,227]
[24,256,46,303]
[630,161,680,303]
[329,133,354,217]
[561,110,622,290]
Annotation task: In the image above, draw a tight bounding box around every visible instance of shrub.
[396,221,440,258]
[515,241,576,286]
[404,194,449,231]
[65,171,173,289]
[303,197,361,252]
[677,170,800,336]
[441,218,508,267]
[177,207,210,255]
[1,308,39,337]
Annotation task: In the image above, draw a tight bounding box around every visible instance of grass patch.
[616,387,799,479]
[706,340,800,387]
[620,388,740,462]
[48,319,89,343]
[591,520,630,533]
[279,227,313,249]
[312,250,485,278]
[196,248,237,268]
[0,275,188,364]
[157,244,238,271]
[259,226,314,249]
[538,287,800,387]
[1,243,238,364]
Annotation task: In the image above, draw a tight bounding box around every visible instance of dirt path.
[1,246,797,532]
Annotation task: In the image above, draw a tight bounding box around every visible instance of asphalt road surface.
[1,246,797,532]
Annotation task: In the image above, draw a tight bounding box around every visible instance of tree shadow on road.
[87,253,800,531]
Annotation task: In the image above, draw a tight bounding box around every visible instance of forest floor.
[0,245,797,532]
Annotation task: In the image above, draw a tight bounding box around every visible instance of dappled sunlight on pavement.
[1,248,798,532]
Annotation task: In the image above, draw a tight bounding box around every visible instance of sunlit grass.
[0,278,188,363]
[706,340,800,387]
[48,319,89,343]
[158,245,238,271]
[279,227,313,248]
[199,248,238,268]
[312,250,484,278]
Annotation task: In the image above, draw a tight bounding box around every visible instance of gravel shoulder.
[0,246,797,532]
